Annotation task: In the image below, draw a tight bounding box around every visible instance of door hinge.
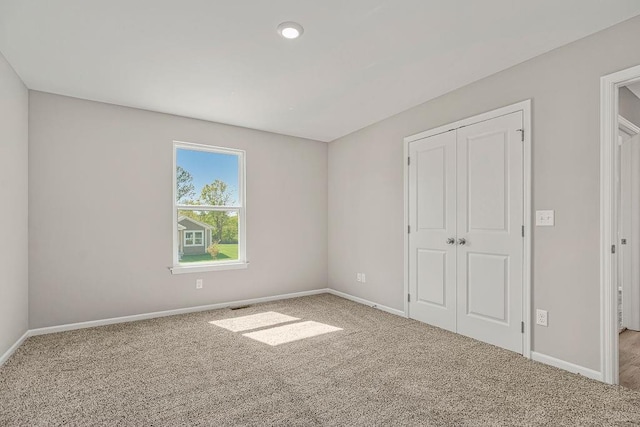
[516,129,524,142]
[408,156,410,166]
[612,244,616,254]
[521,225,524,237]
[408,294,411,303]
[408,225,411,234]
[521,321,524,333]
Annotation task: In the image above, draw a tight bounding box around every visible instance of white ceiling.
[1,1,640,142]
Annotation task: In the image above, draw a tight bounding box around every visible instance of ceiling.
[1,1,640,142]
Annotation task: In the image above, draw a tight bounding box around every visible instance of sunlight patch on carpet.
[209,311,300,332]
[242,321,342,346]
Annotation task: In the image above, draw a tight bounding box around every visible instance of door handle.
[446,238,455,245]
[457,238,467,246]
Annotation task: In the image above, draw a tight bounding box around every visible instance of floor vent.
[230,305,252,310]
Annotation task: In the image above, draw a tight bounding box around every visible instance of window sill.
[170,262,249,275]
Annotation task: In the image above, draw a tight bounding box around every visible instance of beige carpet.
[1,294,640,426]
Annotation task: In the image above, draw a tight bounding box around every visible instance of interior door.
[620,130,640,331]
[455,112,523,353]
[408,130,457,332]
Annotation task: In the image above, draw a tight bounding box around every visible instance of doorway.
[617,86,640,389]
[403,101,532,356]
[600,64,640,386]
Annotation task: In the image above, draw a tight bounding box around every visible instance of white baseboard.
[29,288,329,336]
[0,330,30,367]
[326,289,407,318]
[531,351,602,381]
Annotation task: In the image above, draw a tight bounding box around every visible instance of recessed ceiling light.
[277,22,304,39]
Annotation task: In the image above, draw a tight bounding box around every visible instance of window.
[172,141,246,274]
[184,231,203,246]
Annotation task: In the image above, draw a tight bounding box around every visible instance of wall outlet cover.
[536,309,548,327]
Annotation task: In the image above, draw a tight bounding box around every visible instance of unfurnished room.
[2,1,640,425]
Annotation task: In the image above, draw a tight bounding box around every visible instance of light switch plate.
[536,210,554,226]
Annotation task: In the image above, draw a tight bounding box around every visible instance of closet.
[407,110,524,353]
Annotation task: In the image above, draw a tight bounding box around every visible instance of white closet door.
[455,111,523,353]
[408,130,457,332]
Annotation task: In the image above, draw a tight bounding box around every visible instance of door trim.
[600,64,640,385]
[619,115,640,136]
[403,99,532,358]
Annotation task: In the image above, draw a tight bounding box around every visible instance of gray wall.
[328,15,640,371]
[29,92,328,328]
[620,86,640,127]
[0,51,28,356]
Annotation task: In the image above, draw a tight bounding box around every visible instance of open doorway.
[601,64,640,387]
[617,83,640,389]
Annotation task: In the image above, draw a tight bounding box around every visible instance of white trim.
[0,330,30,367]
[173,140,246,156]
[403,134,410,318]
[531,351,602,382]
[619,115,640,136]
[29,289,329,336]
[600,65,640,385]
[403,99,532,358]
[176,205,241,212]
[404,101,531,143]
[170,261,249,274]
[326,289,407,317]
[522,101,533,359]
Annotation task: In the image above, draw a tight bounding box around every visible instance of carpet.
[1,294,639,426]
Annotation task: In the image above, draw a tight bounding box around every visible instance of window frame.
[183,230,204,247]
[171,141,247,274]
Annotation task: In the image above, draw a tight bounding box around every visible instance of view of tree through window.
[174,145,243,265]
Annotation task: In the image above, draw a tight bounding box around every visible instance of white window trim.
[183,230,204,247]
[171,141,248,274]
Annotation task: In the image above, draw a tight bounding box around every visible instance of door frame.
[600,64,640,384]
[403,99,532,358]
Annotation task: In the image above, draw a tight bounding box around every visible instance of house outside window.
[171,141,247,274]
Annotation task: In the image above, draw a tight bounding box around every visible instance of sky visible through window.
[177,148,239,205]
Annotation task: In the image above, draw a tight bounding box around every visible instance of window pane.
[176,148,239,206]
[177,210,239,263]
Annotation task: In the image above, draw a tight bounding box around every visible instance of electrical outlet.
[361,273,366,283]
[196,279,203,289]
[356,273,362,282]
[536,309,548,327]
